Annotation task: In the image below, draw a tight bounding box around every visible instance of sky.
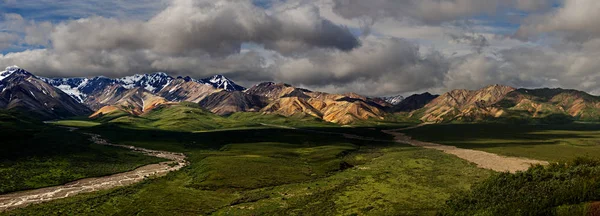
[0,0,599,97]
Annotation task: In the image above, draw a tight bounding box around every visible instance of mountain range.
[2,65,600,124]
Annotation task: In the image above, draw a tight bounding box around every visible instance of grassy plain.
[3,125,492,215]
[9,107,600,215]
[403,123,600,162]
[0,111,165,194]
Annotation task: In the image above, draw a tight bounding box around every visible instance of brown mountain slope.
[199,91,266,115]
[157,78,218,103]
[392,92,438,112]
[89,87,170,117]
[253,82,387,124]
[497,88,600,121]
[0,69,91,119]
[413,84,516,122]
[262,97,323,118]
[245,82,300,101]
[412,85,600,123]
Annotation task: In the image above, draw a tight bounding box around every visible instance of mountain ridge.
[5,66,600,125]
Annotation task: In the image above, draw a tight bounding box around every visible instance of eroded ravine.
[0,131,188,212]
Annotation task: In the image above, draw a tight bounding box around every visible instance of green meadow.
[0,111,165,194]
[5,108,600,215]
[402,123,600,162]
[3,124,491,215]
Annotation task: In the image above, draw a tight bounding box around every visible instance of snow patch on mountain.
[118,72,173,93]
[0,65,34,81]
[199,75,246,91]
[383,95,405,105]
[39,77,90,103]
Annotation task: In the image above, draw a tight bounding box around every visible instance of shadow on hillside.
[403,123,600,147]
[84,124,400,152]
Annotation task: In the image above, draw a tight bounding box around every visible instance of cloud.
[441,42,600,95]
[331,0,504,25]
[0,0,358,76]
[3,0,600,98]
[271,37,448,96]
[0,32,18,49]
[45,0,358,56]
[516,0,554,11]
[516,0,600,42]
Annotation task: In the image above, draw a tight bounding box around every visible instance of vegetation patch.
[403,123,600,161]
[3,125,491,215]
[0,114,165,194]
[442,158,600,216]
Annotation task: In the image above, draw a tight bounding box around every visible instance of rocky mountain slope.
[411,85,600,123]
[392,93,438,112]
[0,66,91,119]
[200,75,246,91]
[250,82,390,124]
[383,95,405,105]
[8,65,600,125]
[412,85,517,122]
[88,87,170,118]
[157,77,219,103]
[199,91,266,115]
[42,72,244,107]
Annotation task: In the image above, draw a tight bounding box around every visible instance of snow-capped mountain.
[0,66,91,119]
[2,66,248,113]
[40,77,90,102]
[1,65,33,82]
[383,95,405,105]
[40,76,120,103]
[1,66,34,93]
[41,72,245,103]
[200,75,246,91]
[118,72,173,93]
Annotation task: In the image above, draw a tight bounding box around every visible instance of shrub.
[441,158,600,216]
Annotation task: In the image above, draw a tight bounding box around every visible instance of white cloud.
[517,0,600,42]
[3,0,600,97]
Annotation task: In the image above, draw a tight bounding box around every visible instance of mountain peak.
[1,65,34,81]
[383,94,405,105]
[4,65,21,72]
[118,73,174,93]
[200,74,246,91]
[152,72,169,77]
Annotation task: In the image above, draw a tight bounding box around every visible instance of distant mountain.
[157,77,218,103]
[199,91,266,115]
[412,85,516,122]
[42,73,244,104]
[117,72,174,93]
[245,82,296,100]
[383,95,405,105]
[200,75,246,91]
[498,88,600,121]
[249,82,388,124]
[0,66,91,119]
[89,87,170,118]
[9,65,600,125]
[409,85,600,123]
[392,92,438,112]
